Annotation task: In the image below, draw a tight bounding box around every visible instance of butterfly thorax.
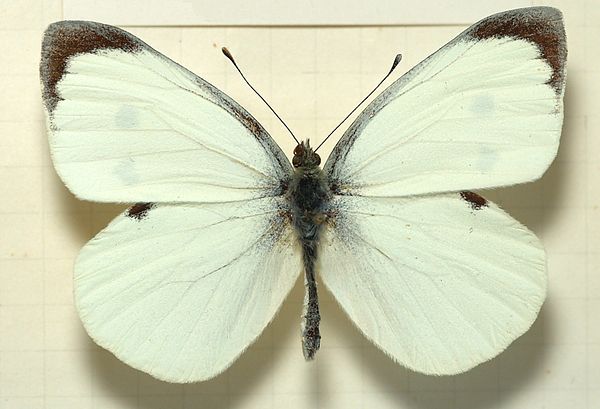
[288,140,330,360]
[289,140,329,239]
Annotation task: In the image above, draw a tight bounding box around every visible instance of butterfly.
[40,6,566,383]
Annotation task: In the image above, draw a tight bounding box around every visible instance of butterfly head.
[292,140,321,169]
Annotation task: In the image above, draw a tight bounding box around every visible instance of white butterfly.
[40,6,567,383]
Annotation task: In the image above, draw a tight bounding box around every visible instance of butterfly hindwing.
[75,199,301,382]
[324,7,566,197]
[320,193,546,375]
[41,21,292,203]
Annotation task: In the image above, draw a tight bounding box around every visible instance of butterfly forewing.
[41,21,291,204]
[324,7,566,198]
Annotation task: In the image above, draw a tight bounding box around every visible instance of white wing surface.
[75,199,300,382]
[319,192,545,375]
[324,7,566,197]
[41,21,291,203]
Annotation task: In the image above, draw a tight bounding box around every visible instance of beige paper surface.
[0,0,598,408]
[63,0,531,26]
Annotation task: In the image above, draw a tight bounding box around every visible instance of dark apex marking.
[126,202,155,221]
[467,7,566,94]
[460,191,488,210]
[40,21,141,112]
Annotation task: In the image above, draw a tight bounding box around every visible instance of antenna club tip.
[222,47,235,62]
[391,53,403,70]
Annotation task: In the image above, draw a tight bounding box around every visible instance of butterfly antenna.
[314,54,402,153]
[222,47,300,144]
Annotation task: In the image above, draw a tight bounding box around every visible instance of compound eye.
[293,144,304,156]
[314,153,321,166]
[292,155,302,168]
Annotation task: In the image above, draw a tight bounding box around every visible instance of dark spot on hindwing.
[460,191,488,210]
[126,202,155,220]
[40,22,142,112]
[467,7,566,94]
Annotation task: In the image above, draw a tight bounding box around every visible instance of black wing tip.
[503,6,563,20]
[466,6,566,95]
[41,20,138,47]
[467,6,566,44]
[40,20,142,113]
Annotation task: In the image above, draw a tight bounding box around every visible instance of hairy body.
[288,141,330,359]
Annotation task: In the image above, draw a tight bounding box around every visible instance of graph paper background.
[0,0,598,408]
